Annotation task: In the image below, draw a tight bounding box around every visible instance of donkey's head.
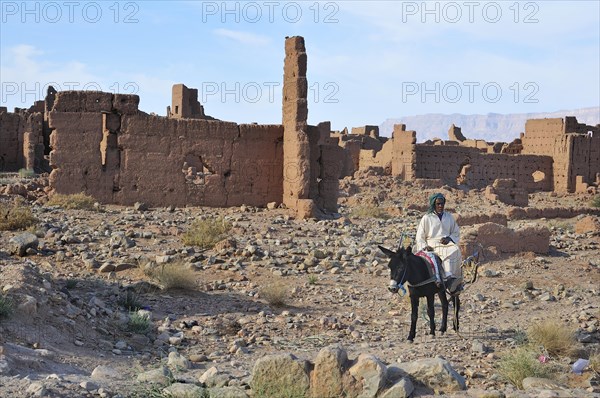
[379,245,412,293]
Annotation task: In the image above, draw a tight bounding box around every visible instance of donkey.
[379,244,460,342]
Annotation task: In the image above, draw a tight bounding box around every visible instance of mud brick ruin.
[338,118,599,206]
[1,36,598,214]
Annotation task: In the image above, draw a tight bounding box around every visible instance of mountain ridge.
[379,107,600,143]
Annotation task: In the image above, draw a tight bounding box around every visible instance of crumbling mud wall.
[416,147,552,191]
[48,91,284,207]
[347,117,597,194]
[484,178,528,207]
[353,122,553,192]
[523,117,599,192]
[567,129,600,192]
[3,36,340,215]
[168,84,209,119]
[331,126,387,176]
[0,108,26,171]
[357,140,393,174]
[391,125,417,179]
[0,105,46,172]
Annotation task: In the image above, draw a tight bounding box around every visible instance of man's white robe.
[415,212,461,278]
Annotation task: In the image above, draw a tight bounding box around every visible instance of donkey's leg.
[452,295,461,332]
[426,294,435,336]
[439,291,449,334]
[408,296,419,342]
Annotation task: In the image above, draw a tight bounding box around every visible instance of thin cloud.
[213,28,270,46]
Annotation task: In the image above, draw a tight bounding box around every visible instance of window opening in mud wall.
[182,154,213,185]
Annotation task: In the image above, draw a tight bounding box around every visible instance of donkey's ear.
[378,246,395,258]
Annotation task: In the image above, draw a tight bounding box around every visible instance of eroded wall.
[413,146,553,191]
[571,133,600,191]
[48,91,283,207]
[391,125,416,179]
[0,106,46,172]
[0,109,25,171]
[522,118,565,155]
[523,117,599,192]
[169,84,207,119]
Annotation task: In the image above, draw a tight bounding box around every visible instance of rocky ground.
[0,174,599,397]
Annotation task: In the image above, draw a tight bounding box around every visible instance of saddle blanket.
[415,250,442,282]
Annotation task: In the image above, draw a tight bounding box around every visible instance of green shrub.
[513,328,528,346]
[591,195,600,208]
[182,217,231,249]
[127,311,151,334]
[150,263,197,291]
[18,168,35,178]
[0,200,37,231]
[0,295,14,319]
[307,275,318,285]
[46,193,96,210]
[497,346,553,389]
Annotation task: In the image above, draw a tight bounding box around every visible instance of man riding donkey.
[414,193,463,295]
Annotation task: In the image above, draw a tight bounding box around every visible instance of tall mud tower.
[282,36,312,214]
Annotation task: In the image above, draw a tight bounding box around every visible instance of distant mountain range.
[379,107,600,143]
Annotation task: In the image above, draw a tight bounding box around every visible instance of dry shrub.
[0,200,37,231]
[259,280,288,307]
[150,262,197,291]
[47,193,96,210]
[350,205,390,219]
[590,352,600,375]
[527,320,577,357]
[182,217,231,249]
[497,346,553,389]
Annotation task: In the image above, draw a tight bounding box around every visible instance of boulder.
[522,376,566,390]
[136,366,172,385]
[199,366,231,388]
[251,353,310,397]
[310,345,348,398]
[348,354,387,398]
[379,377,414,398]
[162,382,205,397]
[390,357,465,393]
[8,232,38,256]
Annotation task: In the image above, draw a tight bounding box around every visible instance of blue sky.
[1,1,599,132]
